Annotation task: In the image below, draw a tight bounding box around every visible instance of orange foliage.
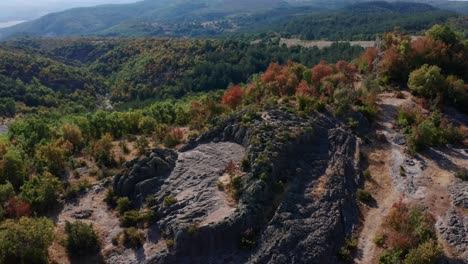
[409,37,448,66]
[311,61,334,85]
[358,47,378,72]
[295,80,315,97]
[335,60,357,81]
[222,85,243,109]
[261,63,299,96]
[5,197,32,219]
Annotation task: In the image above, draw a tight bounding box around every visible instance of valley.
[0,1,466,264]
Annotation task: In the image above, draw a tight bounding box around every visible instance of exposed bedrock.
[113,108,363,264]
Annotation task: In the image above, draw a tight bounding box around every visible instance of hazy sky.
[0,0,139,22]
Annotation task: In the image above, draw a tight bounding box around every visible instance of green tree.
[62,124,84,152]
[0,217,55,264]
[408,64,445,99]
[426,24,459,46]
[20,173,62,213]
[65,221,99,257]
[0,148,27,190]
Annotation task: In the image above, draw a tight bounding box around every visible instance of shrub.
[20,173,62,213]
[163,195,177,206]
[122,227,144,248]
[379,249,404,264]
[135,136,149,155]
[455,169,468,181]
[62,124,83,151]
[363,169,372,180]
[4,197,31,218]
[92,133,115,167]
[120,210,155,227]
[357,189,373,203]
[187,225,198,235]
[119,141,130,154]
[338,238,357,262]
[0,217,55,264]
[408,64,445,100]
[138,116,157,135]
[116,197,132,214]
[65,221,99,257]
[222,85,243,109]
[104,188,117,207]
[163,128,184,148]
[0,148,27,189]
[241,156,251,171]
[0,181,15,205]
[165,239,175,248]
[224,161,237,176]
[403,239,442,264]
[145,195,157,208]
[374,235,386,247]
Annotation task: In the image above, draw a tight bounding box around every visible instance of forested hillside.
[278,2,459,40]
[0,37,364,115]
[0,0,464,40]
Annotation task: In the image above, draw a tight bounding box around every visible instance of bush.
[379,249,404,264]
[241,157,251,171]
[374,235,386,247]
[163,195,177,206]
[120,210,155,227]
[116,197,132,214]
[357,189,373,203]
[455,168,468,181]
[135,136,149,155]
[0,181,15,205]
[165,239,175,248]
[363,169,372,180]
[0,217,54,264]
[122,227,145,248]
[408,64,445,100]
[104,188,117,207]
[65,221,99,257]
[338,238,357,262]
[145,195,157,208]
[163,128,184,148]
[20,173,62,213]
[62,124,83,151]
[403,240,442,264]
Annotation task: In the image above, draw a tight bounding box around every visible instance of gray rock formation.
[437,181,468,260]
[113,108,363,264]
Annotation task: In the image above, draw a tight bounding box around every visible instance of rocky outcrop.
[437,181,468,260]
[113,107,363,264]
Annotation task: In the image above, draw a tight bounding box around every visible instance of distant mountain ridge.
[0,0,465,40]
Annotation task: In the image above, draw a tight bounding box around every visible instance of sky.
[0,0,139,22]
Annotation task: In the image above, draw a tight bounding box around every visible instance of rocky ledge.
[113,107,364,263]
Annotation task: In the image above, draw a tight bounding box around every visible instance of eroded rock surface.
[113,108,362,264]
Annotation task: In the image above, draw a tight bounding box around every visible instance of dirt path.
[356,91,468,262]
[355,92,412,263]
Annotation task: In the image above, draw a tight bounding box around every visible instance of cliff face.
[113,107,363,263]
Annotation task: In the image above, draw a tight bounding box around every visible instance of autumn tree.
[357,47,378,73]
[295,80,315,97]
[311,61,334,86]
[222,85,243,109]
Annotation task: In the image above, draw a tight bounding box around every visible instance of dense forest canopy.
[0,37,364,113]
